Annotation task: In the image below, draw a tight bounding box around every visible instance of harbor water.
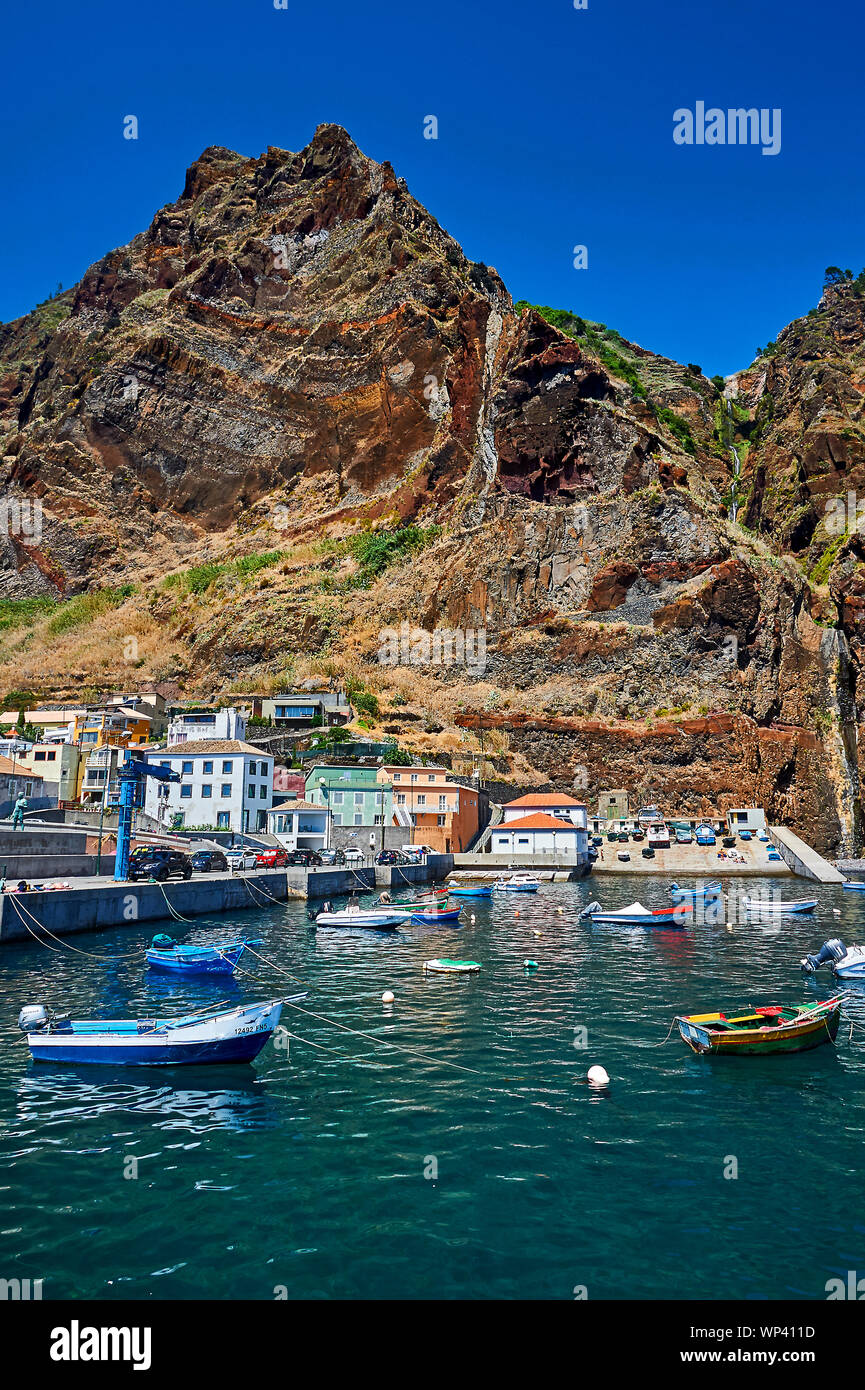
[2,874,864,1300]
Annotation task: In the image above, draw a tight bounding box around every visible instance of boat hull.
[26,1000,284,1066]
[448,887,492,898]
[676,1002,841,1056]
[146,945,247,975]
[843,883,865,892]
[410,908,463,925]
[743,898,818,915]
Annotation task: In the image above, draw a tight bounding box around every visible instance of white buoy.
[470,914,476,923]
[532,929,542,937]
[382,990,395,1004]
[833,908,841,917]
[587,1064,610,1086]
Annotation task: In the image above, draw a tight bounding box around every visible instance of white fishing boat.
[647,823,670,848]
[579,900,691,929]
[802,938,865,979]
[18,998,295,1066]
[742,895,817,915]
[493,874,540,892]
[311,900,404,929]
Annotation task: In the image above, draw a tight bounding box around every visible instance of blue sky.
[1,0,862,374]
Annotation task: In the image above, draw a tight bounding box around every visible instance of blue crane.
[114,759,181,881]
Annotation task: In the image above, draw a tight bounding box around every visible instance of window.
[437,815,446,826]
[160,761,170,769]
[354,792,364,805]
[203,761,213,774]
[221,784,231,797]
[393,773,401,782]
[517,837,530,845]
[202,785,212,799]
[217,812,230,828]
[354,813,363,825]
[222,760,233,774]
[438,795,447,810]
[396,793,406,805]
[410,773,418,783]
[182,761,193,775]
[180,785,192,799]
[260,785,267,799]
[247,787,257,801]
[374,815,383,825]
[34,751,45,761]
[332,791,344,805]
[417,795,426,806]
[48,750,56,760]
[333,813,342,826]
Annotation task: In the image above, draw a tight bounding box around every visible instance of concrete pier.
[0,855,454,942]
[769,827,846,883]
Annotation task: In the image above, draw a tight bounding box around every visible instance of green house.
[304,763,393,827]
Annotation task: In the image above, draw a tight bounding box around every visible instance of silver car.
[225,848,258,871]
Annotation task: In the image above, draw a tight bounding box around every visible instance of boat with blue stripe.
[670,880,722,904]
[145,934,263,976]
[18,998,301,1066]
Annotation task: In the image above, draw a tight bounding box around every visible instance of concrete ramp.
[770,826,845,883]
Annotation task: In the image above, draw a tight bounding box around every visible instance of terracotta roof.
[157,740,271,755]
[0,754,39,776]
[270,799,327,812]
[503,792,587,808]
[496,812,581,831]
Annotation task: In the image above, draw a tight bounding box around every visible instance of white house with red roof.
[492,793,589,860]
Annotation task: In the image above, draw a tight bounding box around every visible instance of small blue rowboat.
[447,884,493,899]
[670,881,722,903]
[145,935,263,976]
[843,882,865,892]
[18,997,304,1066]
[410,907,463,925]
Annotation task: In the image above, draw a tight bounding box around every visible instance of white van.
[401,844,433,860]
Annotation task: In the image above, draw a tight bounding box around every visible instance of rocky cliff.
[0,125,863,850]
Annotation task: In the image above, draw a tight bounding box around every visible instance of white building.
[143,740,273,832]
[501,793,589,828]
[491,813,588,858]
[726,807,767,833]
[166,707,247,747]
[267,799,331,852]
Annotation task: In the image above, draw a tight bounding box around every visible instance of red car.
[255,849,288,868]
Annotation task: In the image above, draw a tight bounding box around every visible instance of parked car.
[376,849,410,865]
[317,848,345,865]
[285,849,323,867]
[190,849,228,873]
[255,849,289,868]
[225,848,259,871]
[128,848,193,882]
[343,848,366,864]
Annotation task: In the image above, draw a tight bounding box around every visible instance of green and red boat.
[675,995,843,1056]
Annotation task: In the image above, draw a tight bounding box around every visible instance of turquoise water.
[2,875,864,1301]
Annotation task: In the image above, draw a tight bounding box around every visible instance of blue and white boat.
[742,895,817,915]
[843,881,865,892]
[670,880,722,904]
[447,882,493,899]
[145,935,263,976]
[493,874,539,893]
[695,824,716,846]
[17,998,298,1066]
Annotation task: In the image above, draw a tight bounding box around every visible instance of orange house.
[377,764,479,853]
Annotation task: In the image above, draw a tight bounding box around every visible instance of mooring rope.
[156,882,195,923]
[6,893,144,960]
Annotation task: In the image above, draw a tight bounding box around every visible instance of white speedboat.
[493,874,540,892]
[311,901,404,930]
[802,938,865,979]
[647,823,670,848]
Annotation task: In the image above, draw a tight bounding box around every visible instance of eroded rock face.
[1,127,863,851]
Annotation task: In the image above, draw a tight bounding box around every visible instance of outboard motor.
[18,1004,49,1033]
[801,938,846,973]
